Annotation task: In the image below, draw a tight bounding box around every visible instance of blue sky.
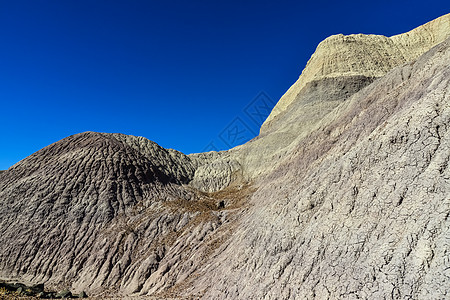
[0,1,449,170]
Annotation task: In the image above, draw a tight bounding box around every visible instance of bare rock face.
[0,132,246,296]
[0,132,191,291]
[263,13,450,130]
[189,152,243,193]
[1,14,449,300]
[187,36,450,300]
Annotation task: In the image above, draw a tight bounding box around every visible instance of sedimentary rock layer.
[188,35,450,300]
[263,13,450,130]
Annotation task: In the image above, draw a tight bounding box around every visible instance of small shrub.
[0,287,8,295]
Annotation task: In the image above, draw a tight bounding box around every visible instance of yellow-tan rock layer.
[263,13,450,128]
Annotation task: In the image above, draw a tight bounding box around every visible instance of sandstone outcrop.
[0,14,449,299]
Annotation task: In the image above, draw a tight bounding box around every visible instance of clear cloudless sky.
[0,0,449,169]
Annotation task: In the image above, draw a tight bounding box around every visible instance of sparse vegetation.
[0,281,86,299]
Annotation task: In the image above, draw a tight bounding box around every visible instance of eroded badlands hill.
[263,13,450,129]
[0,13,449,299]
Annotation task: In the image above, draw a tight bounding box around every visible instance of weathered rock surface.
[1,14,449,300]
[263,13,450,130]
[0,132,253,297]
[184,35,450,300]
